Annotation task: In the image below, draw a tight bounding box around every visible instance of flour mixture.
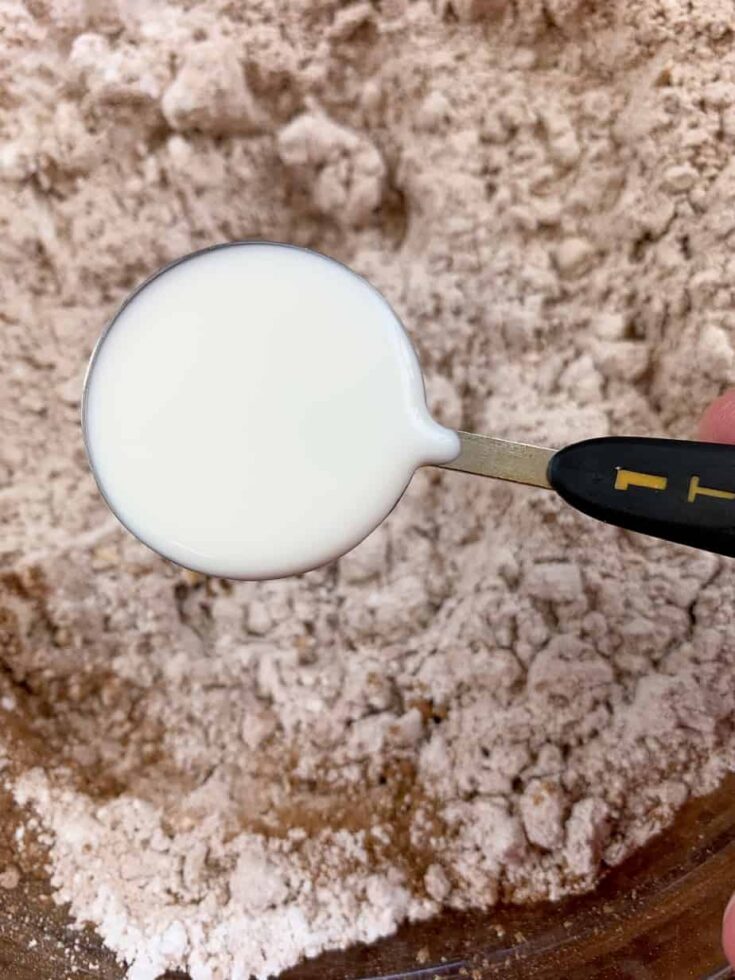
[1,1,735,978]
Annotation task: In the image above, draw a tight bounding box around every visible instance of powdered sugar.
[1,0,735,977]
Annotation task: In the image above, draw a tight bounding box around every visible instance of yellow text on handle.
[614,469,668,492]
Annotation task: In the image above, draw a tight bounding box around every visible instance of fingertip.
[698,391,735,444]
[723,892,735,968]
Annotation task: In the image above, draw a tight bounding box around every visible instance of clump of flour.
[1,1,735,978]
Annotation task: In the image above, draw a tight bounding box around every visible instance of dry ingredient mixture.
[2,0,735,977]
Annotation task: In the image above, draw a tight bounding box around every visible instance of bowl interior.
[281,773,735,980]
[1,775,734,979]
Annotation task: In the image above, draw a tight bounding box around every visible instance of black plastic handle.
[547,436,735,557]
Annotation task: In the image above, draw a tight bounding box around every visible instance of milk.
[83,242,459,579]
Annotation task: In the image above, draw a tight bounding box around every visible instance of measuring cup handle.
[547,436,735,557]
